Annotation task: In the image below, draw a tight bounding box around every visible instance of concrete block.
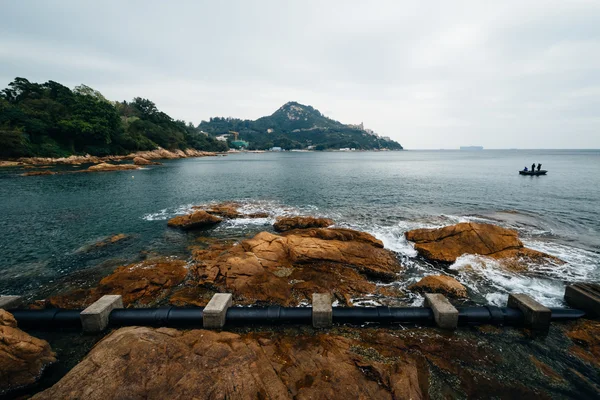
[312,293,332,328]
[507,293,551,332]
[80,295,123,333]
[203,293,232,329]
[565,283,600,316]
[424,293,458,329]
[0,296,22,310]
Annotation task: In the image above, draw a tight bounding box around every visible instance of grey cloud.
[0,0,599,148]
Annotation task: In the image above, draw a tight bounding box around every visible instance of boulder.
[0,310,56,395]
[408,275,468,298]
[167,210,222,230]
[405,222,561,264]
[274,216,334,232]
[86,163,139,172]
[48,258,188,308]
[31,327,427,400]
[189,228,402,306]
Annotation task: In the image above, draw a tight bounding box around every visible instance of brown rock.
[202,202,242,219]
[48,258,189,308]
[167,210,222,230]
[169,286,215,307]
[31,327,427,400]
[0,161,24,167]
[405,222,561,264]
[86,162,139,172]
[20,170,56,176]
[566,319,600,368]
[408,275,468,298]
[274,216,334,232]
[191,228,402,305]
[0,310,56,395]
[133,156,159,165]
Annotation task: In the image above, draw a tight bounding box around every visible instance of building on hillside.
[215,134,229,142]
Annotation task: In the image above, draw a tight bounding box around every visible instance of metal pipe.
[9,306,585,331]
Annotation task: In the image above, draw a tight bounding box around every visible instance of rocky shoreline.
[1,205,598,398]
[0,147,222,175]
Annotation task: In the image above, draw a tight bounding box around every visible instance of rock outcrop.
[405,222,561,264]
[20,170,56,176]
[0,310,56,395]
[86,163,140,172]
[32,325,553,400]
[133,156,160,166]
[32,327,428,400]
[274,216,334,232]
[189,228,401,305]
[408,275,468,298]
[192,202,270,219]
[48,258,188,308]
[167,210,222,230]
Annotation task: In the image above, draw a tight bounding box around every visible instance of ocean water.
[0,150,598,306]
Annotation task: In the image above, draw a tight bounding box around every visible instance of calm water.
[1,150,599,306]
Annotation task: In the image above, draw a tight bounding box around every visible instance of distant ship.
[460,146,484,151]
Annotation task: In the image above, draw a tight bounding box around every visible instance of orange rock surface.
[408,275,468,298]
[167,210,222,230]
[405,222,561,264]
[0,310,56,395]
[273,216,334,232]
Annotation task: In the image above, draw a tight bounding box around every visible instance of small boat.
[519,170,547,176]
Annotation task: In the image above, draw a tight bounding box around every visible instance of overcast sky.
[1,1,599,149]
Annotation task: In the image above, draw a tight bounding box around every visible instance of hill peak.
[273,102,321,121]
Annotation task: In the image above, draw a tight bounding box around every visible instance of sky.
[1,1,599,149]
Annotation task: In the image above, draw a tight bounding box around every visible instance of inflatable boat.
[519,170,547,176]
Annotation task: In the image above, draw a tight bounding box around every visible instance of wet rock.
[200,202,242,219]
[86,162,140,172]
[167,210,222,230]
[274,216,334,232]
[76,234,130,253]
[0,310,56,395]
[192,202,270,219]
[408,275,468,298]
[48,259,189,308]
[566,319,600,368]
[31,327,427,400]
[405,222,561,264]
[20,170,56,176]
[190,228,402,305]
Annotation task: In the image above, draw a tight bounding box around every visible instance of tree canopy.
[0,77,228,158]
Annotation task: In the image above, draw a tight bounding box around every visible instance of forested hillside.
[198,101,403,150]
[0,78,227,158]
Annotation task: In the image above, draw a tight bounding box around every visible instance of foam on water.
[449,254,567,307]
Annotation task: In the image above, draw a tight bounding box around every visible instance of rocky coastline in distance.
[0,147,221,175]
[1,203,599,398]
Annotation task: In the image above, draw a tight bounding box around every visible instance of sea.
[1,149,599,307]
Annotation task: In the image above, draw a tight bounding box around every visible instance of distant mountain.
[198,102,403,151]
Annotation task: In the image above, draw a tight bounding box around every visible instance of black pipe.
[333,306,434,325]
[9,306,586,330]
[11,309,83,330]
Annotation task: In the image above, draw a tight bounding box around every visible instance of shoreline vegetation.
[2,204,599,398]
[1,78,402,161]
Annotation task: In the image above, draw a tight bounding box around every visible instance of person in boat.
[537,163,542,171]
[523,166,528,172]
[531,163,536,172]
